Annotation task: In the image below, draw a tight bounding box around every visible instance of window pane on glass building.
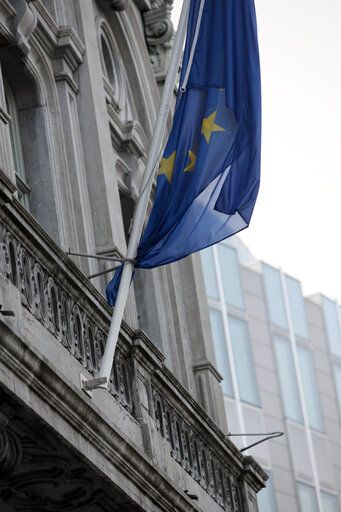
[262,264,288,330]
[273,336,303,423]
[297,483,318,512]
[229,315,260,406]
[321,296,341,358]
[321,491,339,512]
[257,472,277,512]
[285,274,309,339]
[218,244,245,310]
[297,346,325,432]
[209,309,234,397]
[200,247,219,300]
[333,364,341,414]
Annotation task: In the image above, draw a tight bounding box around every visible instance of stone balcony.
[0,170,266,511]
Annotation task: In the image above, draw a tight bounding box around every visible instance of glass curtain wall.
[201,244,260,407]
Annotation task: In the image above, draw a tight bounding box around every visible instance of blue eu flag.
[107,0,261,306]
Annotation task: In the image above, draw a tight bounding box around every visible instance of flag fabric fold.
[107,0,261,307]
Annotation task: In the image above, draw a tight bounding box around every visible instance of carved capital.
[143,4,174,82]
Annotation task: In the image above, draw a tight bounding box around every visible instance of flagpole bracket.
[80,374,108,395]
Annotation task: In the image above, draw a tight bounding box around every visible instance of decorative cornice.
[243,456,268,493]
[108,106,148,159]
[192,359,224,383]
[54,25,85,69]
[52,25,86,93]
[29,2,85,92]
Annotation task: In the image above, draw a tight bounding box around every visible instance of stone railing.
[152,382,242,510]
[0,172,266,511]
[0,172,133,414]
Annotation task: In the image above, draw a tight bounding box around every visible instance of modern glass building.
[201,237,341,512]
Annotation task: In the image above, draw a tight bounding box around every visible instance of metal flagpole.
[82,0,191,391]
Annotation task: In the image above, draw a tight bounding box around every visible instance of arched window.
[101,32,116,87]
[4,80,30,210]
[99,28,120,93]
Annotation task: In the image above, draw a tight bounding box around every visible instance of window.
[297,482,318,512]
[4,80,30,209]
[217,244,244,309]
[209,309,234,397]
[257,472,277,512]
[119,189,135,243]
[333,364,341,415]
[262,264,288,330]
[321,491,339,512]
[229,315,260,406]
[99,24,123,112]
[297,346,325,432]
[285,274,309,339]
[100,30,119,90]
[273,336,303,423]
[201,247,219,300]
[203,243,259,405]
[321,296,341,358]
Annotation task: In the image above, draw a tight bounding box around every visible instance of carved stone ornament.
[9,0,37,55]
[0,217,134,416]
[143,4,174,82]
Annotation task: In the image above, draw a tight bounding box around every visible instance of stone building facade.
[0,1,266,511]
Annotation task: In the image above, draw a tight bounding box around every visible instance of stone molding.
[0,168,16,205]
[193,359,224,383]
[29,2,85,92]
[8,0,37,55]
[52,26,86,93]
[108,103,148,159]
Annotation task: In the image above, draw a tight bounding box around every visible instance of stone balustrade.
[0,170,266,511]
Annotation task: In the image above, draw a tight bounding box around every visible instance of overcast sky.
[171,0,341,303]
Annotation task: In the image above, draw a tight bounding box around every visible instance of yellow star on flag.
[201,110,225,144]
[183,150,196,173]
[157,151,176,184]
